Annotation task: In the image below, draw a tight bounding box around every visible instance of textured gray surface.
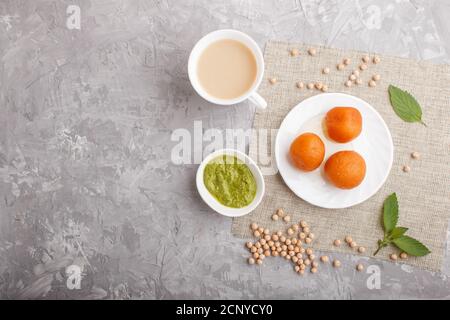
[0,0,449,299]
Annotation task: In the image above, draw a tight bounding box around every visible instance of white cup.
[188,29,267,109]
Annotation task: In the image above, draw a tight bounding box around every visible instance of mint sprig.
[374,193,431,257]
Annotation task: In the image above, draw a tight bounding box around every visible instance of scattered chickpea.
[299,221,307,228]
[303,227,310,234]
[308,48,317,56]
[280,251,287,257]
[287,228,294,235]
[333,260,341,268]
[306,248,313,255]
[269,78,277,84]
[277,208,285,217]
[304,259,311,266]
[285,239,292,246]
[248,257,255,265]
[289,251,295,257]
[272,250,279,257]
[253,230,261,237]
[299,269,305,276]
[296,81,304,89]
[362,55,370,63]
[321,85,328,92]
[276,231,283,237]
[320,256,329,263]
[272,234,279,241]
[315,82,323,90]
[264,234,271,241]
[300,247,305,254]
[400,252,408,259]
[283,215,291,223]
[259,238,266,245]
[292,256,299,263]
[253,252,259,259]
[311,267,318,274]
[259,254,265,260]
[299,264,306,270]
[292,224,299,231]
[309,254,315,261]
[403,165,411,173]
[281,244,287,251]
[264,250,271,257]
[263,244,270,250]
[285,254,291,260]
[276,247,282,253]
[264,228,270,235]
[258,227,264,233]
[251,246,257,253]
[296,253,303,259]
[291,237,298,245]
[257,248,263,254]
[246,242,253,249]
[312,261,319,268]
[337,63,345,71]
[290,48,299,56]
[350,241,357,249]
[280,236,286,243]
[372,74,381,81]
[308,233,315,240]
[294,246,300,253]
[352,70,360,77]
[358,246,366,253]
[373,56,381,64]
[359,64,367,71]
[256,259,263,265]
[349,74,356,81]
[356,263,364,271]
[323,67,330,74]
[294,265,300,272]
[333,239,341,246]
[299,232,306,240]
[255,242,261,249]
[355,78,362,85]
[343,58,351,65]
[368,80,377,87]
[307,82,314,89]
[390,253,398,261]
[411,151,420,160]
[345,236,353,244]
[305,237,312,244]
[345,80,352,87]
[251,223,258,230]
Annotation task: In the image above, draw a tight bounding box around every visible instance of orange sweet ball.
[325,107,362,143]
[324,151,366,189]
[289,133,325,171]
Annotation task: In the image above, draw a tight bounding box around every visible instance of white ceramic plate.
[275,93,393,209]
[196,149,265,217]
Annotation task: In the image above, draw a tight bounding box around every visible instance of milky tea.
[197,39,257,100]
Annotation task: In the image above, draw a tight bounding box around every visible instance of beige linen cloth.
[232,41,450,271]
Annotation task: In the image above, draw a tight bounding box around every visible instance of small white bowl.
[196,149,265,217]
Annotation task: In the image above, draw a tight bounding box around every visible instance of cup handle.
[248,92,267,109]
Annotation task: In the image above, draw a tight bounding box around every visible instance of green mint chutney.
[203,155,257,208]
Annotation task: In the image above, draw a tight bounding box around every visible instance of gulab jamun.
[289,133,325,172]
[324,150,366,189]
[325,107,362,143]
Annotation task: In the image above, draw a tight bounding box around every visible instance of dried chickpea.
[312,261,319,268]
[274,241,281,247]
[323,67,330,74]
[264,234,271,241]
[356,263,364,271]
[291,237,298,245]
[362,55,370,63]
[264,250,271,257]
[320,256,329,263]
[307,82,314,89]
[276,247,282,253]
[372,74,381,81]
[321,85,328,92]
[276,231,283,237]
[290,48,299,56]
[368,80,376,87]
[304,259,311,266]
[345,236,353,244]
[281,244,287,251]
[251,246,257,253]
[294,265,300,272]
[263,244,270,250]
[287,228,294,235]
[268,240,274,247]
[264,228,270,235]
[257,248,263,254]
[309,254,315,261]
[315,82,323,90]
[359,64,367,71]
[280,251,287,257]
[255,242,261,249]
[283,215,291,223]
[253,230,261,238]
[303,227,310,234]
[289,251,295,257]
[390,253,398,261]
[337,63,345,70]
[269,78,277,84]
[352,70,360,77]
[246,242,253,249]
[256,259,263,265]
[253,252,259,259]
[343,58,351,65]
[248,257,255,265]
[345,80,352,87]
[358,246,366,253]
[305,237,312,244]
[272,251,279,257]
[270,246,276,251]
[259,238,266,245]
[296,253,303,259]
[288,245,294,252]
[292,256,299,263]
[258,227,264,233]
[333,260,341,268]
[333,239,341,246]
[308,48,317,56]
[272,234,279,241]
[411,152,420,160]
[280,236,286,243]
[296,81,304,89]
[400,252,408,259]
[355,78,362,85]
[311,267,318,274]
[299,232,306,240]
[350,241,357,249]
[285,254,291,260]
[306,248,313,255]
[299,263,306,270]
[294,246,300,253]
[403,165,411,173]
[277,208,285,217]
[308,233,315,239]
[300,248,306,254]
[251,223,258,230]
[373,56,380,64]
[292,224,299,231]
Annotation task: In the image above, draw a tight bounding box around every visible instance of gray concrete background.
[0,0,449,299]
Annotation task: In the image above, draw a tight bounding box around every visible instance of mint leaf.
[392,235,431,257]
[383,193,398,234]
[389,227,408,239]
[388,85,426,126]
